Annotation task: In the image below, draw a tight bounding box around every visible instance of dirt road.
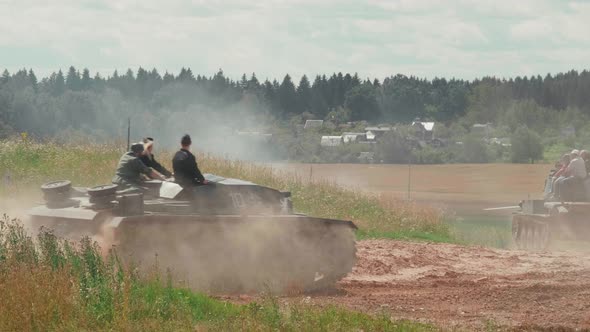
[300,240,590,330]
[224,239,590,330]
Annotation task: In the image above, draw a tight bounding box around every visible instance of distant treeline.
[1,66,590,162]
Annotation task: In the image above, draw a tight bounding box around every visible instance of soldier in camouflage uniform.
[112,142,165,190]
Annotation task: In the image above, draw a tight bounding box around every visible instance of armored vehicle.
[28,174,357,293]
[512,173,590,250]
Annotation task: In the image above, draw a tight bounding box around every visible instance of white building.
[342,132,367,143]
[320,136,342,147]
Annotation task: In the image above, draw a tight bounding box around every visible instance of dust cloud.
[107,217,356,294]
[117,89,278,161]
[1,192,356,294]
[0,191,43,233]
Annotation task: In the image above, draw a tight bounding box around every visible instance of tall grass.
[0,139,452,241]
[449,216,512,249]
[0,214,437,331]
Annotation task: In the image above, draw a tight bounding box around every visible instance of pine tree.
[125,69,135,80]
[121,69,136,96]
[240,73,248,89]
[149,68,161,80]
[163,71,174,84]
[310,75,330,117]
[296,75,312,113]
[248,73,260,90]
[28,69,38,91]
[93,73,105,92]
[278,74,298,116]
[178,67,195,82]
[66,66,80,91]
[351,73,361,86]
[1,69,9,85]
[81,68,91,90]
[263,79,279,115]
[54,70,65,95]
[211,69,227,95]
[185,68,195,82]
[345,83,380,121]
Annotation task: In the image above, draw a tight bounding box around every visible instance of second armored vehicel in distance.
[28,175,358,293]
[512,172,590,250]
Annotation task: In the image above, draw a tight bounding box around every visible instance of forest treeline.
[1,66,590,163]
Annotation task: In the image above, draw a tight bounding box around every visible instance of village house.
[488,137,511,147]
[320,135,342,147]
[411,121,435,141]
[304,119,324,130]
[342,132,367,143]
[472,123,493,138]
[364,126,391,141]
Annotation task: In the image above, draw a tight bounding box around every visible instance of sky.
[1,0,589,82]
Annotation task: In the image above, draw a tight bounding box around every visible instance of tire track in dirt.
[309,240,590,330]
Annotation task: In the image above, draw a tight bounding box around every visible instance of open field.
[270,163,552,216]
[270,163,555,248]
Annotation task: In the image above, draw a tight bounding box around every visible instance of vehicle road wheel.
[536,223,550,250]
[88,184,118,197]
[512,217,526,249]
[41,180,71,195]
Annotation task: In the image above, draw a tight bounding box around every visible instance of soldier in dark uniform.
[112,142,165,189]
[140,137,173,178]
[172,134,209,187]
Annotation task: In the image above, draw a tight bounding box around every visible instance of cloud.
[0,0,588,80]
[510,19,555,42]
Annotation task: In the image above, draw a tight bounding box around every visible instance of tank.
[512,173,590,250]
[28,174,357,293]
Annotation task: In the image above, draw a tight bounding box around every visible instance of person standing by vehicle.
[140,137,173,178]
[172,134,209,187]
[113,142,165,189]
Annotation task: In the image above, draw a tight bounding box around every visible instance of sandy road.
[304,240,590,330]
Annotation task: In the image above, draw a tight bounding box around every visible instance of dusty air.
[2,0,590,330]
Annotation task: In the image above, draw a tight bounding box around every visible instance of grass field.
[270,162,552,248]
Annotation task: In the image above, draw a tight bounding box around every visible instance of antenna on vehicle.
[126,117,131,151]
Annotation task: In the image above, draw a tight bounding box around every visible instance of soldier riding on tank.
[172,134,209,187]
[112,142,166,191]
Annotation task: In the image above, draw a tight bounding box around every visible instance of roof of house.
[412,121,435,131]
[365,126,392,132]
